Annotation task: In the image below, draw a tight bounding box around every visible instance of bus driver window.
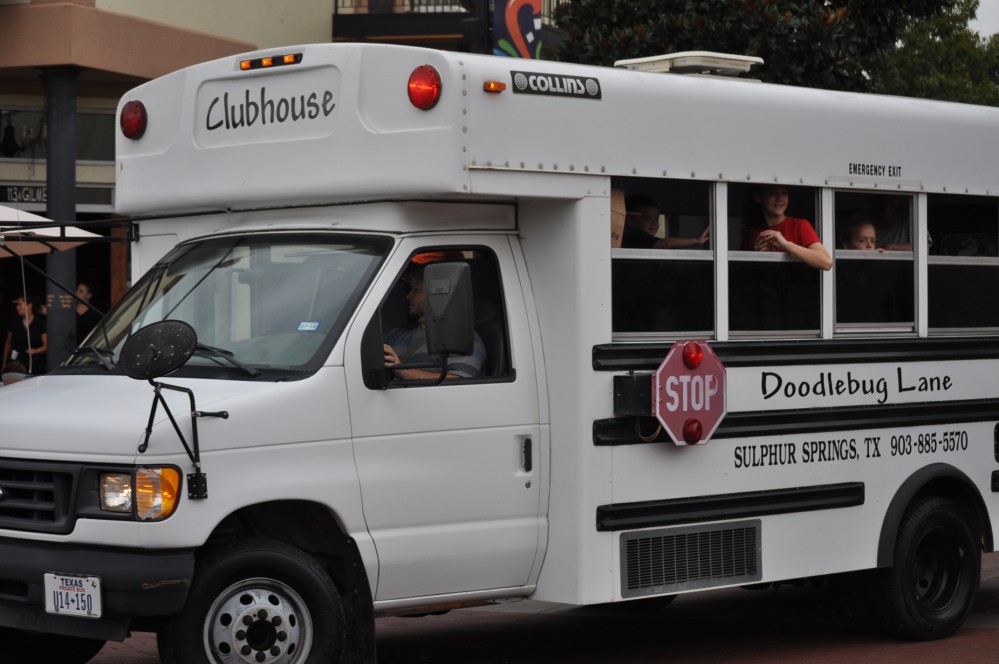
[379,248,511,382]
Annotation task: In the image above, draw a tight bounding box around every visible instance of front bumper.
[0,537,194,641]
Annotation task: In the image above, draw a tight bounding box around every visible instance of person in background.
[3,295,47,375]
[623,193,710,249]
[743,185,832,270]
[840,217,884,252]
[75,282,102,343]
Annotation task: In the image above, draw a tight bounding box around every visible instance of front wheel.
[870,496,980,640]
[157,539,346,664]
[0,628,105,664]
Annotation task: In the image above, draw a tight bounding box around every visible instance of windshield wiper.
[194,343,261,377]
[73,345,116,371]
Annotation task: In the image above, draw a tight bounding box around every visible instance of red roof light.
[408,65,442,110]
[120,100,148,140]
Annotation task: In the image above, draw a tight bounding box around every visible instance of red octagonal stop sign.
[653,341,727,445]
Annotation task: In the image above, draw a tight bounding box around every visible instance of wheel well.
[877,463,994,567]
[203,501,376,663]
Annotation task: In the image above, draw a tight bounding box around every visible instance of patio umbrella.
[0,205,99,257]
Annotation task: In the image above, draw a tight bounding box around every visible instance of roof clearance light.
[483,80,507,93]
[239,53,303,71]
[119,100,148,140]
[408,65,442,110]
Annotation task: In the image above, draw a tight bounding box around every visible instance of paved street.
[92,552,999,663]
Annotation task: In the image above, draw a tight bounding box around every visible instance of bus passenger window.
[928,194,999,329]
[834,192,915,331]
[611,178,714,336]
[728,183,822,334]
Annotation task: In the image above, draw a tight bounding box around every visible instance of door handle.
[521,437,532,472]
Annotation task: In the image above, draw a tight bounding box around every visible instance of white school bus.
[1,43,998,664]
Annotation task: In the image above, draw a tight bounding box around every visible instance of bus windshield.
[66,233,390,379]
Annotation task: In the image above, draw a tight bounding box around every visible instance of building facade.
[0,0,564,366]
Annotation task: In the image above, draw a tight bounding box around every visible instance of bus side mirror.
[424,262,474,356]
[361,316,389,390]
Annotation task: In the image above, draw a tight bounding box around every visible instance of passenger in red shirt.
[743,185,832,270]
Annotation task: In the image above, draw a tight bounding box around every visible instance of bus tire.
[157,539,346,664]
[0,628,105,664]
[870,496,980,640]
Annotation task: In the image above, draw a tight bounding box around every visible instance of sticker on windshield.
[297,321,320,332]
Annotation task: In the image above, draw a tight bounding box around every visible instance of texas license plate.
[43,573,103,619]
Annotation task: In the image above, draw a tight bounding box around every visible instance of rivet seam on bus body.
[632,168,637,175]
[718,173,723,179]
[773,177,778,182]
[538,163,543,169]
[662,170,667,176]
[553,163,558,170]
[463,109,467,115]
[463,126,468,133]
[943,187,947,192]
[601,166,606,173]
[462,90,467,96]
[691,171,696,177]
[486,161,492,167]
[463,184,468,190]
[569,165,574,171]
[520,162,525,168]
[462,74,466,80]
[584,165,590,172]
[504,161,509,167]
[471,160,477,166]
[799,178,804,184]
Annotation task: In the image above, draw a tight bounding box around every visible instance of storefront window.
[1,109,114,162]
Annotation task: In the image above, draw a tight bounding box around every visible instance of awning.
[0,205,100,257]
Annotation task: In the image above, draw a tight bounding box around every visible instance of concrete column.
[42,66,80,370]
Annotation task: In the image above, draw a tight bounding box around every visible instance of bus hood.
[0,371,349,460]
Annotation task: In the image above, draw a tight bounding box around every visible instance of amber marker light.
[135,467,182,521]
[483,81,507,93]
[239,53,303,71]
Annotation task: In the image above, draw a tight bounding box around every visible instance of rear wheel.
[870,496,980,640]
[157,539,346,664]
[0,628,105,664]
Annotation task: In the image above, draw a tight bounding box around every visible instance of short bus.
[0,42,997,663]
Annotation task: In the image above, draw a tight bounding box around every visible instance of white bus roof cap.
[614,51,763,76]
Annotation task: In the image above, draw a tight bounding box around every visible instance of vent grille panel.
[0,461,76,534]
[621,520,761,597]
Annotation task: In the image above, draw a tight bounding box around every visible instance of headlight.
[99,473,132,513]
[99,467,181,520]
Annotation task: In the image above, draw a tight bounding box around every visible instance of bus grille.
[620,520,761,597]
[0,460,76,534]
